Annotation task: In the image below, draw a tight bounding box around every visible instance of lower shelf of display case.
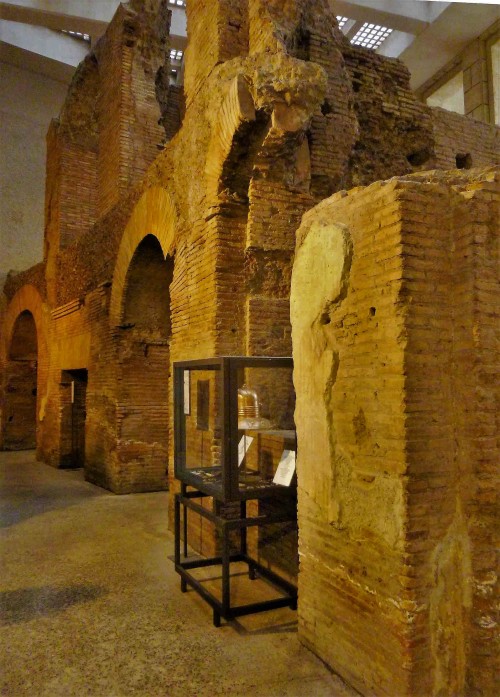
[174,487,297,626]
[180,466,296,501]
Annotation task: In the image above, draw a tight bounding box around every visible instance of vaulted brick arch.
[205,74,260,202]
[0,285,49,454]
[109,186,179,327]
[104,186,179,493]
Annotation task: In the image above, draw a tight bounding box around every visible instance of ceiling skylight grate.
[170,49,184,61]
[336,16,349,30]
[351,23,393,50]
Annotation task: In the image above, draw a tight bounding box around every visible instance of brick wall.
[343,44,435,186]
[184,0,249,107]
[2,359,37,450]
[3,263,46,302]
[401,168,499,696]
[43,54,100,304]
[430,106,499,170]
[96,4,168,217]
[291,168,499,696]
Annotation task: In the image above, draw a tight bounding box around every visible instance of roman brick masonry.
[291,167,499,696]
[0,1,498,695]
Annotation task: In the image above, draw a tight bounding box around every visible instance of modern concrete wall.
[0,61,69,283]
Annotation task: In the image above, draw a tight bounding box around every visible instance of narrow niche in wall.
[3,311,38,450]
[116,234,174,491]
[59,369,88,468]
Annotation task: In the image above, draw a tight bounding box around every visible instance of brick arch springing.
[205,75,260,203]
[0,285,49,455]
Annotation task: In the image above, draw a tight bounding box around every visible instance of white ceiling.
[0,0,498,90]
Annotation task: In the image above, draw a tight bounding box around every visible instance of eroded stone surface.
[291,168,499,696]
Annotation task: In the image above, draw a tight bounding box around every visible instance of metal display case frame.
[173,356,297,625]
[174,485,297,627]
[173,356,295,502]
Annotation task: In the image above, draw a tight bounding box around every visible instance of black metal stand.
[174,485,297,627]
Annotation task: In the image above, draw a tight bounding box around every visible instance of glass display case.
[173,356,298,626]
[173,356,296,503]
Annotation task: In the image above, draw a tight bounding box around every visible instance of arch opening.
[3,311,38,450]
[59,369,88,468]
[115,234,174,492]
[122,234,174,335]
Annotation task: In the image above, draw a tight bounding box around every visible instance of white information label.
[183,371,190,415]
[273,450,296,487]
[238,435,254,467]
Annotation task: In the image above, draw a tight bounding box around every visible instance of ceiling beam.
[0,2,108,39]
[344,21,363,42]
[0,0,119,23]
[0,1,188,49]
[1,19,87,65]
[402,3,500,90]
[0,39,74,82]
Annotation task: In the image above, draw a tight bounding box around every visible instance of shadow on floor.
[0,583,107,625]
[231,618,298,636]
[0,478,106,530]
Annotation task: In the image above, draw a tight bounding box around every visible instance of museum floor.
[0,451,356,697]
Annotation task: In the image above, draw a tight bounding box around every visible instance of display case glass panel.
[174,357,296,502]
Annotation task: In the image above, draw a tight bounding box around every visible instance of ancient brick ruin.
[292,167,499,696]
[0,0,498,695]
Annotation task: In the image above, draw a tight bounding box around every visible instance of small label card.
[183,371,190,415]
[273,450,296,487]
[238,435,254,467]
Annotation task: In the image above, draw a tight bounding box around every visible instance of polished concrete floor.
[0,451,356,697]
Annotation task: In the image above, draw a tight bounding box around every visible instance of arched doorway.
[115,234,174,492]
[3,311,38,450]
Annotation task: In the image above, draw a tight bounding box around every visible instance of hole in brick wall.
[369,307,376,316]
[320,313,331,325]
[351,72,363,93]
[321,100,333,116]
[407,148,432,167]
[456,153,472,169]
[287,24,311,61]
[155,65,183,137]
